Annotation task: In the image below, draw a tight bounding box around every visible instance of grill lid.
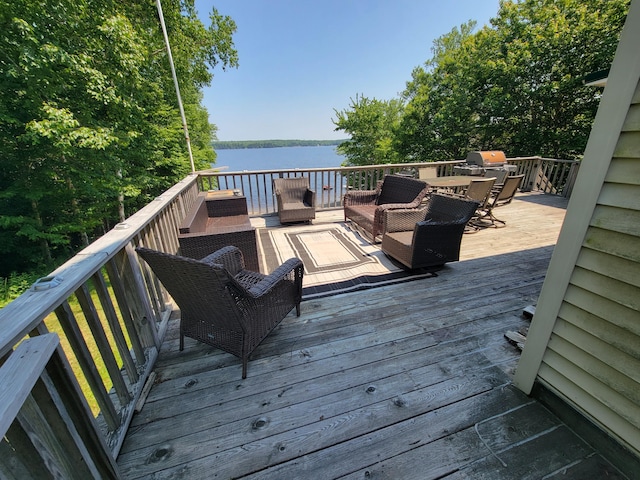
[466,150,506,166]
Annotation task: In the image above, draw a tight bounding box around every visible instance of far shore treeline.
[213,139,346,149]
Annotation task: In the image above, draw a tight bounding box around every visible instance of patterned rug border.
[258,223,437,299]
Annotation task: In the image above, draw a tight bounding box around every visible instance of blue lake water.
[210,146,347,211]
[213,145,345,172]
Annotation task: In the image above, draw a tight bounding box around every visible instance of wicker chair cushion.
[379,231,413,269]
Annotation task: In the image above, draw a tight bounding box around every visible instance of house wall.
[513,0,640,459]
[536,80,640,454]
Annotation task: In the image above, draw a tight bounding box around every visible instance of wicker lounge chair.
[136,246,303,379]
[474,174,524,227]
[273,177,316,224]
[343,175,429,241]
[381,194,479,269]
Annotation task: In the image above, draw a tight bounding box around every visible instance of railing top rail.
[507,155,579,164]
[0,333,59,438]
[0,175,199,359]
[200,158,579,176]
[506,156,542,161]
[197,160,466,176]
[538,157,581,163]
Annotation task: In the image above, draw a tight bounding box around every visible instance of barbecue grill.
[454,150,517,176]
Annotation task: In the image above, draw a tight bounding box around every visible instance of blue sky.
[194,0,500,141]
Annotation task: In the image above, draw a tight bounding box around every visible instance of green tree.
[398,21,479,161]
[333,95,405,166]
[0,0,238,275]
[485,0,628,158]
[397,0,629,161]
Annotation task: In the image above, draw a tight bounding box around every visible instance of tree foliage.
[334,0,629,165]
[333,95,405,166]
[398,0,629,161]
[0,0,238,276]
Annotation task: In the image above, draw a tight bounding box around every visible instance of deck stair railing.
[0,156,578,478]
[507,156,580,197]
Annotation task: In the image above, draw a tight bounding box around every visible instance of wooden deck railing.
[198,157,579,215]
[507,156,580,197]
[0,156,578,478]
[198,161,463,215]
[0,175,202,478]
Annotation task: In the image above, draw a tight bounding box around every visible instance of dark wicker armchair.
[343,175,429,241]
[136,246,303,378]
[381,194,479,269]
[273,177,316,224]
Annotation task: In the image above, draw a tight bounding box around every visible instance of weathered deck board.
[117,193,628,479]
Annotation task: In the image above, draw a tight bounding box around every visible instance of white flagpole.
[155,0,196,174]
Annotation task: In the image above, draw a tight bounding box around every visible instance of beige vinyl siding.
[537,361,640,451]
[532,79,640,454]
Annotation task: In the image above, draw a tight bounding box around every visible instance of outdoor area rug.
[258,222,437,299]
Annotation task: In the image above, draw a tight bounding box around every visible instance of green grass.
[43,276,130,417]
[3,270,132,418]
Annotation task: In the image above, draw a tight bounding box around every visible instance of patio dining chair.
[463,177,496,209]
[473,174,524,227]
[273,176,316,224]
[482,169,509,187]
[461,177,496,233]
[418,166,439,180]
[136,246,303,379]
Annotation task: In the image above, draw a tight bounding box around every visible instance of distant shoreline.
[212,139,346,149]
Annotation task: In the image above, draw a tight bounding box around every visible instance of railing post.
[564,161,581,197]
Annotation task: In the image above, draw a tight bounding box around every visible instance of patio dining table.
[422,175,477,189]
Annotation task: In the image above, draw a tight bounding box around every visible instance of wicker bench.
[343,175,429,241]
[178,193,260,272]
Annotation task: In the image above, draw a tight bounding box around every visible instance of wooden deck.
[117,193,628,479]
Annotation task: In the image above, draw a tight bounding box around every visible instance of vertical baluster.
[104,259,146,366]
[53,302,120,431]
[91,271,138,385]
[74,284,130,408]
